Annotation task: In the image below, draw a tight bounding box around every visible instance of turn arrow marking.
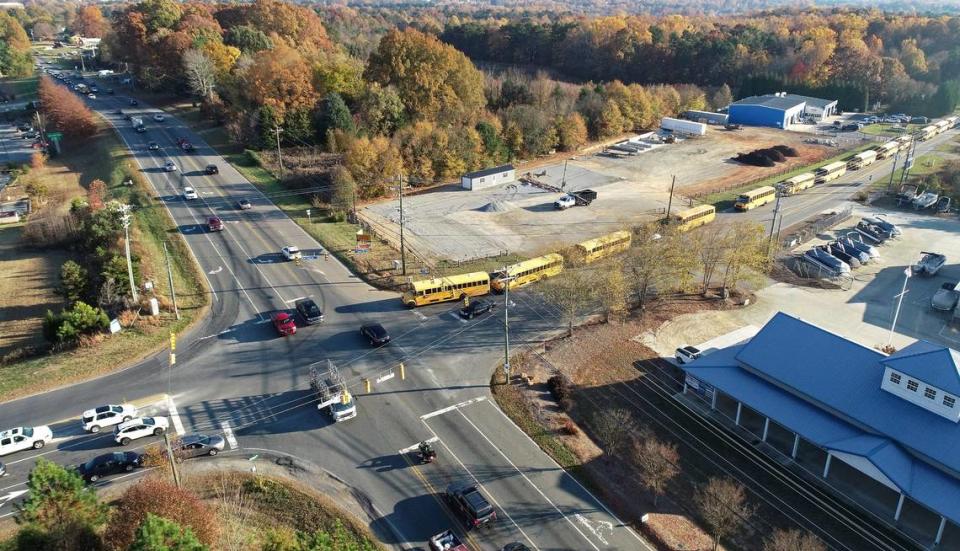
[0,490,28,509]
[208,266,223,275]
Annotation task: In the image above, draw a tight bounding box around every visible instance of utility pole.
[398,172,406,276]
[665,175,676,224]
[120,206,139,303]
[163,432,182,489]
[768,190,783,254]
[887,150,900,194]
[898,139,918,189]
[163,241,180,320]
[502,275,515,385]
[561,159,569,188]
[274,125,284,180]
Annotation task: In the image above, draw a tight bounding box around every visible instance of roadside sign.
[46,132,63,140]
[355,230,371,254]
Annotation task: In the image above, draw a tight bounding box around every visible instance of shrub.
[561,419,579,435]
[854,190,869,202]
[559,397,573,412]
[104,478,217,551]
[42,301,109,343]
[547,374,572,401]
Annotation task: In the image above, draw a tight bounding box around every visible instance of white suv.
[554,195,576,209]
[82,404,138,433]
[281,246,302,261]
[675,345,702,364]
[0,426,53,456]
[114,417,169,446]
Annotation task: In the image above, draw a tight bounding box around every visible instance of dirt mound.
[732,145,793,166]
[733,152,776,167]
[758,148,786,162]
[479,200,516,213]
[772,144,799,157]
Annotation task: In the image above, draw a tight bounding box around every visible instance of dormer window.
[924,387,937,400]
[945,396,956,409]
[889,372,902,385]
[907,380,919,392]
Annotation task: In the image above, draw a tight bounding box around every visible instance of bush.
[42,301,109,343]
[561,419,579,435]
[558,397,573,412]
[547,374,572,401]
[104,478,217,551]
[854,190,869,202]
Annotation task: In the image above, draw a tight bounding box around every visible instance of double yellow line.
[401,452,483,550]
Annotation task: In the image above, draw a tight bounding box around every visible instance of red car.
[207,216,223,232]
[272,312,296,336]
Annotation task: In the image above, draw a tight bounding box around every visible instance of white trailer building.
[461,164,515,191]
[661,117,707,136]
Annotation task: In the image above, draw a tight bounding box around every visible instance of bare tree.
[695,477,754,551]
[635,437,680,508]
[183,49,217,100]
[628,223,697,312]
[720,221,770,292]
[591,408,636,457]
[593,258,629,321]
[692,223,731,295]
[763,528,827,551]
[541,269,596,337]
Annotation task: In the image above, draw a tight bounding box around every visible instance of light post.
[888,264,913,347]
[501,275,516,384]
[119,204,139,303]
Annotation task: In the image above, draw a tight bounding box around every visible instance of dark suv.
[445,482,496,529]
[459,298,495,319]
[295,298,324,325]
[360,323,390,346]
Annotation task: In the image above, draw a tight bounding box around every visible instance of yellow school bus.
[734,186,777,211]
[777,173,815,195]
[576,230,632,263]
[672,205,716,232]
[401,271,491,307]
[490,253,564,292]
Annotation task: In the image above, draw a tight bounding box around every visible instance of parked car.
[932,282,960,311]
[0,426,53,456]
[675,345,702,364]
[16,123,32,132]
[295,298,324,325]
[22,131,38,140]
[152,114,165,122]
[445,482,496,529]
[460,298,495,319]
[237,199,252,210]
[272,312,296,336]
[204,164,218,175]
[77,451,142,482]
[183,187,198,200]
[207,216,223,231]
[281,246,302,261]
[114,417,169,446]
[554,194,576,209]
[81,404,138,433]
[168,434,225,462]
[360,323,390,346]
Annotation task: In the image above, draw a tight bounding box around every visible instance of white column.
[823,453,833,478]
[710,391,717,410]
[894,494,905,521]
[792,434,800,458]
[936,517,947,544]
[762,418,770,442]
[735,402,742,425]
[683,382,688,394]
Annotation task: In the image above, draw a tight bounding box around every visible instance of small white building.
[461,164,515,191]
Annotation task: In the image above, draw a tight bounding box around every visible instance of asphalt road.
[0,83,645,551]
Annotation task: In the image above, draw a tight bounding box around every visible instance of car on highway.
[168,434,225,462]
[183,187,198,200]
[152,114,165,122]
[163,161,177,172]
[204,164,218,175]
[129,99,138,106]
[360,323,390,346]
[114,417,169,445]
[0,426,53,456]
[147,141,159,151]
[106,88,115,95]
[22,131,38,140]
[237,199,252,210]
[207,216,223,232]
[459,298,495,319]
[675,345,701,364]
[281,246,302,261]
[445,482,496,529]
[295,298,324,325]
[77,451,142,482]
[16,123,31,132]
[87,93,96,99]
[81,403,138,433]
[272,312,297,336]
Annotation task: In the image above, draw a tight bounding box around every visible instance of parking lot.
[0,123,37,165]
[640,204,960,355]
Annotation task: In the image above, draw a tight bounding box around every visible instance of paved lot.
[640,204,960,355]
[0,123,36,165]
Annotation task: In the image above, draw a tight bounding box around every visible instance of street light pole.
[120,206,139,303]
[398,172,406,276]
[888,265,912,347]
[163,241,179,321]
[767,190,783,254]
[274,125,284,181]
[502,275,515,384]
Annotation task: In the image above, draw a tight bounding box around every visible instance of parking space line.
[165,395,185,435]
[420,396,486,420]
[221,421,238,449]
[398,436,439,454]
[411,309,428,322]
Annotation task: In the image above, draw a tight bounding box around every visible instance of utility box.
[149,297,160,316]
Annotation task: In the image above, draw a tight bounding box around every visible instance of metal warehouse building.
[728,93,838,128]
[679,312,960,549]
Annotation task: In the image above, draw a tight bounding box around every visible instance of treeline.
[439,10,960,116]
[0,11,33,78]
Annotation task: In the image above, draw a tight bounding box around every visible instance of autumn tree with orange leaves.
[74,6,107,38]
[38,77,98,139]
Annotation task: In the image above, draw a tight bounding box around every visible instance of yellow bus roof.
[854,150,877,160]
[783,172,815,185]
[502,253,563,276]
[408,271,489,292]
[737,186,776,200]
[818,161,847,173]
[577,230,631,251]
[675,204,716,218]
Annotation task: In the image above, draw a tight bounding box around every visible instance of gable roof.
[883,342,960,395]
[731,95,805,111]
[463,164,515,179]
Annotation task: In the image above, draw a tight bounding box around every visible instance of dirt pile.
[479,200,517,213]
[732,144,797,166]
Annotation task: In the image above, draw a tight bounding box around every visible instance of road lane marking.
[166,395,185,435]
[285,296,307,303]
[207,266,222,275]
[221,421,238,449]
[420,396,486,420]
[0,490,27,509]
[402,450,486,551]
[397,436,439,454]
[411,310,428,322]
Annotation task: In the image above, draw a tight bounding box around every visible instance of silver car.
[170,434,225,462]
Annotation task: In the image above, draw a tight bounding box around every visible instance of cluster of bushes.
[547,374,573,411]
[42,301,109,343]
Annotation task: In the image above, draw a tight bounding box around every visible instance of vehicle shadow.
[522,202,560,213]
[249,253,288,265]
[177,223,207,235]
[369,494,454,545]
[179,390,332,437]
[334,298,409,314]
[357,453,412,473]
[217,314,285,344]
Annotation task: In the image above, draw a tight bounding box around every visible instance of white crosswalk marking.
[221,421,238,449]
[165,395,185,435]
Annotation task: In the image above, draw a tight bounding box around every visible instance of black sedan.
[360,323,390,346]
[295,298,324,325]
[77,451,142,482]
[459,298,495,319]
[204,164,219,175]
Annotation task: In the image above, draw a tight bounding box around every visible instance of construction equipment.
[309,361,357,422]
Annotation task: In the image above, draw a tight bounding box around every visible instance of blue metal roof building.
[680,312,960,548]
[728,95,807,128]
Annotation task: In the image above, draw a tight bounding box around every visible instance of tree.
[330,165,356,219]
[32,21,57,41]
[598,99,625,138]
[693,223,730,294]
[244,44,318,119]
[0,12,33,78]
[30,151,46,170]
[594,259,629,321]
[763,528,827,551]
[59,260,89,305]
[88,179,108,211]
[694,478,754,551]
[55,301,109,341]
[720,221,770,292]
[556,112,588,152]
[225,25,273,55]
[357,83,404,136]
[129,514,207,551]
[104,478,217,550]
[315,92,354,144]
[343,135,402,199]
[38,76,97,139]
[74,5,106,38]
[183,49,216,100]
[627,224,697,312]
[14,459,107,550]
[635,437,680,508]
[139,0,182,32]
[590,408,636,457]
[541,269,596,337]
[711,84,732,111]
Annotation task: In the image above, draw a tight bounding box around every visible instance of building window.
[478,177,485,183]
[944,396,956,408]
[924,387,937,400]
[889,372,902,385]
[906,380,919,392]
